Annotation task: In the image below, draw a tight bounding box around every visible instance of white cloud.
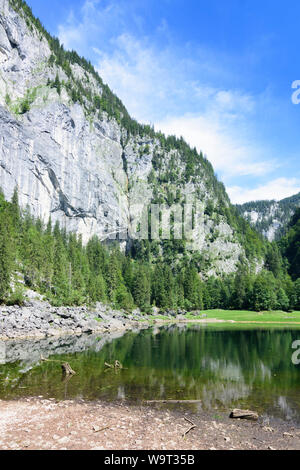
[56,0,288,203]
[58,0,126,52]
[227,178,300,204]
[155,113,277,180]
[95,32,258,123]
[94,32,278,183]
[91,31,277,183]
[214,90,255,113]
[94,34,185,122]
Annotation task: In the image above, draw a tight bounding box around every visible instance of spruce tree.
[0,208,12,301]
[132,264,151,310]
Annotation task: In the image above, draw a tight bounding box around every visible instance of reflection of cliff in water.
[0,331,129,367]
[0,325,300,423]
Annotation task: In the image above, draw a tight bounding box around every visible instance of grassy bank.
[184,309,300,323]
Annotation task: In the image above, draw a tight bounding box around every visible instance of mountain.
[279,208,300,281]
[0,0,265,277]
[236,193,300,241]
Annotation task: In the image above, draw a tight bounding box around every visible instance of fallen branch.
[41,355,62,363]
[144,400,202,404]
[182,417,197,437]
[104,360,127,370]
[41,356,76,376]
[93,425,110,433]
[184,417,196,426]
[61,362,76,376]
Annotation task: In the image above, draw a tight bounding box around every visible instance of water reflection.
[0,324,300,423]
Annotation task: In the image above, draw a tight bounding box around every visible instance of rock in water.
[229,409,259,421]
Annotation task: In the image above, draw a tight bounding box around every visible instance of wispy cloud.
[58,0,128,52]
[94,33,192,122]
[228,178,300,204]
[94,31,277,183]
[156,113,277,181]
[56,0,291,203]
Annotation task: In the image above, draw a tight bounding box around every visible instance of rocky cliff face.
[236,193,300,241]
[0,0,129,244]
[0,0,260,275]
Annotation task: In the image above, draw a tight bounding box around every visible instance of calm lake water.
[1,324,300,423]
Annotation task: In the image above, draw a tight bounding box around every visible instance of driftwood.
[93,425,110,433]
[61,362,76,376]
[104,360,126,370]
[41,356,76,377]
[229,409,259,421]
[144,400,202,404]
[182,417,197,438]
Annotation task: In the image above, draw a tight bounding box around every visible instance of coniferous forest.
[0,0,299,316]
[1,187,300,313]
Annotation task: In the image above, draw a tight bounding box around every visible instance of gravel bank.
[0,398,299,450]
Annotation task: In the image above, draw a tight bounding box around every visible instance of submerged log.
[104,362,114,369]
[144,400,202,404]
[229,409,258,421]
[41,356,76,376]
[61,362,76,376]
[104,360,126,370]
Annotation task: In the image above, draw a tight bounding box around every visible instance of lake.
[1,324,300,423]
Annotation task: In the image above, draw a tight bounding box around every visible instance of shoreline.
[0,298,151,342]
[0,397,299,450]
[1,303,300,450]
[2,300,300,342]
[1,288,300,344]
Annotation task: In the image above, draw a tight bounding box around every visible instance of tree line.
[1,189,300,312]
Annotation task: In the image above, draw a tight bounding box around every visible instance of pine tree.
[0,207,13,301]
[115,283,134,310]
[105,251,122,302]
[132,264,151,310]
[42,219,54,291]
[251,272,277,311]
[53,73,61,95]
[276,287,289,311]
[292,278,300,310]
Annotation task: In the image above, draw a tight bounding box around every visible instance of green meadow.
[185,309,300,323]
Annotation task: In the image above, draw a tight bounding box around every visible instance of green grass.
[185,309,300,323]
[148,314,170,321]
[94,317,103,323]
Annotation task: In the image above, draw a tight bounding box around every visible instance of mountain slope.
[0,0,266,276]
[279,208,300,280]
[236,193,300,241]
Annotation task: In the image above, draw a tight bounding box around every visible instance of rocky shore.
[0,293,152,341]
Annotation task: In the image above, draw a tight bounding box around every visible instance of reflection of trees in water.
[277,396,298,421]
[201,382,250,409]
[201,358,245,381]
[1,326,300,422]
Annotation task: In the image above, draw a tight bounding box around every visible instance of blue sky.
[26,0,300,203]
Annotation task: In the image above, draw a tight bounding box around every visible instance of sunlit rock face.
[0,103,129,244]
[0,0,130,243]
[237,198,300,242]
[0,0,248,274]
